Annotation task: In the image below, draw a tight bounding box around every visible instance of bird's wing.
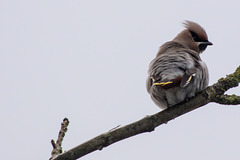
[152,67,196,89]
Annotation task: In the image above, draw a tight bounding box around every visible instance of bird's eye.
[192,35,197,41]
[190,31,200,42]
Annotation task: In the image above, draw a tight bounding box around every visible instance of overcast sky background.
[1,1,240,160]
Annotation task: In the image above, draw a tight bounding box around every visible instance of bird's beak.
[197,41,213,53]
[202,41,213,46]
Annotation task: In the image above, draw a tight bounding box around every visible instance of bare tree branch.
[50,65,240,160]
[50,118,70,160]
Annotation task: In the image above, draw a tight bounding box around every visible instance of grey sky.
[1,1,240,160]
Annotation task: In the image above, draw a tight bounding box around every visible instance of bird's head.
[173,20,213,53]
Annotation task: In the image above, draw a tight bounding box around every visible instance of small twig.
[50,118,70,160]
[108,125,121,132]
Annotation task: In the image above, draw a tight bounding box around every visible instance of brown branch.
[50,118,70,160]
[51,65,240,160]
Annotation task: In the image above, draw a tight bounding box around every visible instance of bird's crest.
[183,20,208,41]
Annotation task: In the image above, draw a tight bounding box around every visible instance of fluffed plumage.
[146,21,212,109]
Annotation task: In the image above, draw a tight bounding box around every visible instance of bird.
[146,20,212,109]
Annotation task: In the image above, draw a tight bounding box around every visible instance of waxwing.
[146,21,212,109]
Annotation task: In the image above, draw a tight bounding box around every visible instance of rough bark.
[50,65,240,160]
[50,118,70,160]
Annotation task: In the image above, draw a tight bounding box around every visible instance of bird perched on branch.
[146,21,212,109]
